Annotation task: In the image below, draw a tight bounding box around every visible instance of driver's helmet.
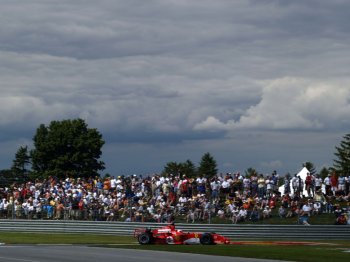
[166,236,174,244]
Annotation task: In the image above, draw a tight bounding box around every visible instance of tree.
[319,167,330,180]
[197,152,218,179]
[303,162,316,175]
[162,160,197,178]
[180,160,197,178]
[163,161,182,176]
[31,119,105,179]
[244,167,257,178]
[0,169,14,187]
[11,146,31,183]
[333,133,350,175]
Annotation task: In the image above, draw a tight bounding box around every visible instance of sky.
[1,0,350,176]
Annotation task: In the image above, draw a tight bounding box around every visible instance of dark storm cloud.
[0,0,350,174]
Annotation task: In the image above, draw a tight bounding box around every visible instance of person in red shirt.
[330,172,338,196]
[305,173,313,197]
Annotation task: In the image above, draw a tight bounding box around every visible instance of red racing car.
[134,223,231,245]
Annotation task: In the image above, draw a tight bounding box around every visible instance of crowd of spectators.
[0,171,349,225]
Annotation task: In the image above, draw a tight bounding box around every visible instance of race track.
[0,245,289,262]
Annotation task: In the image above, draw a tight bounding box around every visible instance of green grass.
[0,232,349,262]
[0,232,134,244]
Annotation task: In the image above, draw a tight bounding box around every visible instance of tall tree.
[245,167,257,178]
[319,167,330,180]
[11,145,31,182]
[303,162,316,175]
[333,133,350,175]
[162,160,197,178]
[180,160,197,178]
[31,119,105,179]
[198,152,218,179]
[163,161,181,176]
[0,169,13,187]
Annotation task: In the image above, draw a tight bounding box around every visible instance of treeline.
[1,118,350,186]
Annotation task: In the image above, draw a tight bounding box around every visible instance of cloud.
[194,78,350,133]
[260,160,283,171]
[0,1,350,174]
[193,116,229,132]
[235,78,350,130]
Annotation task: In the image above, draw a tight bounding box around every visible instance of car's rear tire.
[138,232,153,244]
[200,233,214,245]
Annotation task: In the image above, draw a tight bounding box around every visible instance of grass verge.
[0,232,349,262]
[0,232,133,244]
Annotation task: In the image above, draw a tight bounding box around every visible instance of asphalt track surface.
[0,245,290,262]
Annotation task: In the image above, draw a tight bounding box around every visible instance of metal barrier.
[0,220,349,240]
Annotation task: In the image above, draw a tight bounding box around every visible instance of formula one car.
[134,223,231,245]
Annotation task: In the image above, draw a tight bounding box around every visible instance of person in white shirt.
[314,175,323,192]
[324,174,331,196]
[0,199,4,217]
[338,175,346,192]
[263,206,271,218]
[196,175,207,195]
[301,202,312,216]
[291,174,299,195]
[210,178,221,200]
[217,209,225,219]
[237,208,247,222]
[227,202,237,214]
[243,176,251,195]
[265,176,274,197]
[313,202,322,215]
[221,178,230,195]
[178,195,188,206]
[231,206,239,224]
[110,176,117,192]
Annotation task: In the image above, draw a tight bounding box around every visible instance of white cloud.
[235,78,350,130]
[193,116,229,131]
[194,77,350,132]
[0,95,76,125]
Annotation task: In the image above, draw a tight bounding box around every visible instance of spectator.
[262,206,271,219]
[231,206,239,224]
[0,170,348,226]
[210,178,221,200]
[300,200,313,217]
[305,173,313,198]
[278,205,287,218]
[250,206,260,222]
[284,176,291,195]
[217,209,225,219]
[330,172,338,196]
[298,214,311,226]
[334,205,342,219]
[257,174,265,198]
[237,207,247,222]
[313,202,322,215]
[314,175,323,193]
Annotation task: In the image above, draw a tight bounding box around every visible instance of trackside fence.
[0,220,349,240]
